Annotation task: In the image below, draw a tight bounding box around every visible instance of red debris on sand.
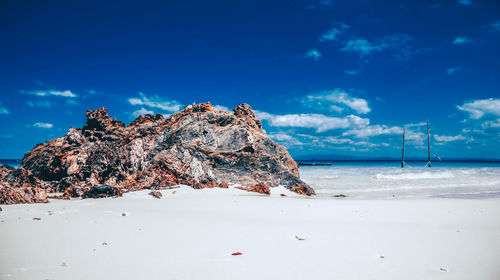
[235,182,270,195]
[218,181,229,188]
[149,190,162,199]
[232,252,243,256]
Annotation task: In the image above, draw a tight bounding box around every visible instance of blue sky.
[0,0,499,159]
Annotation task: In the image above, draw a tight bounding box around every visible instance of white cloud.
[302,89,371,114]
[268,133,303,146]
[323,136,354,145]
[452,36,471,45]
[481,118,500,129]
[457,98,500,119]
[255,111,369,133]
[405,122,427,127]
[447,66,462,75]
[458,0,472,6]
[319,23,349,42]
[132,107,155,117]
[128,92,182,113]
[434,134,466,142]
[213,105,230,111]
[341,39,382,55]
[305,49,322,61]
[341,34,412,56]
[22,89,77,98]
[342,124,403,138]
[405,130,426,146]
[0,102,9,115]
[33,122,53,129]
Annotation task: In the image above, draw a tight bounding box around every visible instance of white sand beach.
[1,186,499,280]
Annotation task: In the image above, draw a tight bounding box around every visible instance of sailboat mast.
[401,128,405,168]
[427,120,431,168]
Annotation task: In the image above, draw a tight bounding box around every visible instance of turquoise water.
[298,161,500,199]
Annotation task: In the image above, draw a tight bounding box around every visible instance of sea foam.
[299,163,500,199]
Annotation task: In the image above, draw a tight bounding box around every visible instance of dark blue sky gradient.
[0,0,499,159]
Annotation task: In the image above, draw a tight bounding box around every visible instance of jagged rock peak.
[130,113,165,126]
[233,103,255,117]
[83,107,125,131]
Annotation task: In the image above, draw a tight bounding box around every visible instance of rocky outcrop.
[235,182,271,195]
[0,165,49,204]
[1,102,314,204]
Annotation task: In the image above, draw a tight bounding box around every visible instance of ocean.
[299,161,500,199]
[2,159,500,199]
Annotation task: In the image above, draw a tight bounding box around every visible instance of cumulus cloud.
[447,66,462,75]
[128,92,182,113]
[341,34,412,56]
[342,125,403,138]
[319,23,349,42]
[452,36,471,45]
[213,105,230,111]
[21,89,77,98]
[33,122,53,128]
[302,89,371,114]
[255,111,369,133]
[481,118,500,129]
[405,122,427,127]
[434,134,466,142]
[268,133,303,146]
[297,135,388,150]
[305,49,322,61]
[457,98,500,119]
[132,107,155,117]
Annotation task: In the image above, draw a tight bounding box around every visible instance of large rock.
[2,103,314,204]
[0,165,49,204]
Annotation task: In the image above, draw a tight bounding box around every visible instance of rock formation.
[0,165,49,204]
[235,182,271,195]
[0,102,314,204]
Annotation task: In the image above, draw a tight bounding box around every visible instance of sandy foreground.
[1,186,499,280]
